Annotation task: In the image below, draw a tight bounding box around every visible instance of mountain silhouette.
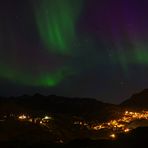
[0,94,119,121]
[121,89,148,110]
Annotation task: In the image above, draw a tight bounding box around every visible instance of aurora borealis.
[33,0,82,54]
[1,0,148,103]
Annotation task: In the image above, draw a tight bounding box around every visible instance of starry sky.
[1,0,148,103]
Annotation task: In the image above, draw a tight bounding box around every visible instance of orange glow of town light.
[124,128,130,133]
[43,116,52,120]
[110,133,116,139]
[18,115,27,120]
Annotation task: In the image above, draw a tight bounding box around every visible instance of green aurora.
[0,64,70,87]
[0,0,83,87]
[1,1,148,87]
[33,0,82,54]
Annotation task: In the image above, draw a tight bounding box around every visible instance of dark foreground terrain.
[0,89,148,147]
[0,127,147,148]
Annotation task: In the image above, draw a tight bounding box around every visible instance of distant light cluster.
[18,114,53,126]
[1,110,148,141]
[91,110,148,137]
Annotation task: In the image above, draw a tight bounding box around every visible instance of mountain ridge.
[120,89,148,109]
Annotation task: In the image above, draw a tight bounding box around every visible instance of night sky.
[1,0,148,103]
